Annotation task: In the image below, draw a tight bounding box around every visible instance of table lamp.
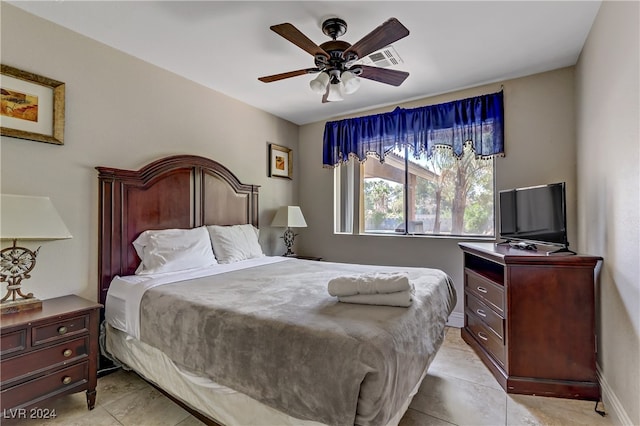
[271,206,307,256]
[1,194,72,315]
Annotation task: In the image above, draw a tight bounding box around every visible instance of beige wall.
[0,4,299,302]
[575,1,640,424]
[298,67,577,324]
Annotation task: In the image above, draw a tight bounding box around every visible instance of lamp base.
[1,298,43,316]
[282,228,297,257]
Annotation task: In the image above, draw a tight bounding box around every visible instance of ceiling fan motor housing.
[315,40,358,72]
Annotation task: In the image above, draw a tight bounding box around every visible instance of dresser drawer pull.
[62,376,72,385]
[57,326,68,335]
[476,308,487,318]
[476,286,488,294]
[477,331,489,341]
[63,349,73,357]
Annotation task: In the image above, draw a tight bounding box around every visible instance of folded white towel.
[338,289,414,307]
[328,272,412,297]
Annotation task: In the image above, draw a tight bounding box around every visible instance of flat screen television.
[499,182,570,250]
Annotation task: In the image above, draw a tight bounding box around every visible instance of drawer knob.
[476,308,487,318]
[58,326,68,335]
[477,331,489,341]
[476,286,488,294]
[62,376,72,385]
[63,349,73,357]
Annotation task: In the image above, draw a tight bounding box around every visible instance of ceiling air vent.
[356,45,404,68]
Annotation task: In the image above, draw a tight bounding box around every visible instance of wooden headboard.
[96,155,260,306]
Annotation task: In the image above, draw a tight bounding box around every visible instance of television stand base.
[497,240,576,255]
[548,246,577,255]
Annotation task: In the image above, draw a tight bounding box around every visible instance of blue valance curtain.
[323,91,504,167]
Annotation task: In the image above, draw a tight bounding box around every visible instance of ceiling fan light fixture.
[326,82,344,102]
[309,72,330,94]
[260,18,410,104]
[341,71,361,95]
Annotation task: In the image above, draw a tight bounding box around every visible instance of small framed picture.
[269,143,292,179]
[1,64,65,145]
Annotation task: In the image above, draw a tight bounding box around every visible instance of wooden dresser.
[1,295,102,414]
[459,242,602,400]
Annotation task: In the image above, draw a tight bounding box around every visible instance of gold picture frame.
[1,64,65,145]
[269,143,292,179]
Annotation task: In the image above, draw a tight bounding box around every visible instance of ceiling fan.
[258,17,410,103]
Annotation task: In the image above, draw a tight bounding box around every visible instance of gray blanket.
[139,259,456,426]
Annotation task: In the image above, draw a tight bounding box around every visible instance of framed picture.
[1,65,65,145]
[269,143,292,179]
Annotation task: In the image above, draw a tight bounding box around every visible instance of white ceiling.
[9,1,601,125]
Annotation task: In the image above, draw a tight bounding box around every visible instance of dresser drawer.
[1,329,27,357]
[465,268,504,314]
[465,292,504,339]
[1,336,88,385]
[466,312,505,367]
[32,314,89,346]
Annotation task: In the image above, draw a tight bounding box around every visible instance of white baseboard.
[597,364,633,425]
[447,311,464,328]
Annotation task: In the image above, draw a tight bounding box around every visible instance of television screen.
[499,182,568,247]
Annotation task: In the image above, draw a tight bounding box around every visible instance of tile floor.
[2,327,613,426]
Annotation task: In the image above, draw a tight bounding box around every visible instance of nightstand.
[0,295,102,413]
[284,254,323,261]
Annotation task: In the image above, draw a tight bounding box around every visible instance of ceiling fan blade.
[359,65,409,86]
[258,68,320,83]
[271,23,330,59]
[343,18,409,60]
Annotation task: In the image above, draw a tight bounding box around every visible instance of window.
[336,143,495,237]
[326,92,503,237]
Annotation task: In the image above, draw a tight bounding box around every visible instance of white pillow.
[132,226,217,275]
[207,224,264,264]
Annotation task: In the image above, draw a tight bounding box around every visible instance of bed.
[97,154,456,426]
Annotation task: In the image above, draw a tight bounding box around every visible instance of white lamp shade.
[271,206,307,228]
[341,71,361,95]
[326,82,344,102]
[1,194,72,240]
[309,72,330,94]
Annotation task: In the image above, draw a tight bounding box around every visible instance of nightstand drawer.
[1,336,89,385]
[32,314,89,346]
[0,329,27,357]
[0,361,89,410]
